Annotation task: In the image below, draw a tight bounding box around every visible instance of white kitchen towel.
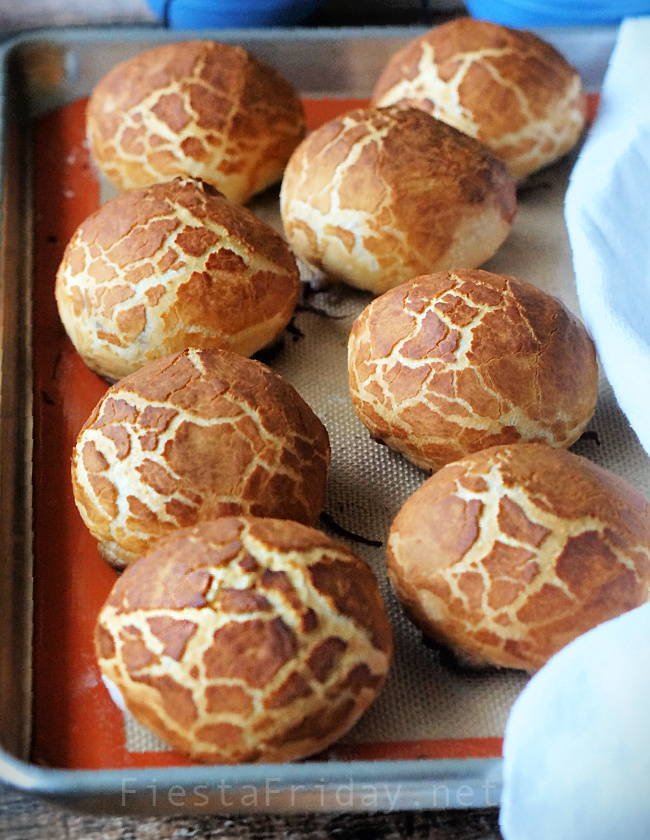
[499,602,650,840]
[565,16,650,457]
[499,23,650,838]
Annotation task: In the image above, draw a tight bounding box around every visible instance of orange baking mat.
[30,92,598,771]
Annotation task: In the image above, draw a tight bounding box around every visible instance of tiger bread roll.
[95,515,393,764]
[55,176,300,383]
[72,348,330,571]
[348,269,598,472]
[86,39,305,204]
[280,105,516,295]
[387,443,650,673]
[372,17,587,181]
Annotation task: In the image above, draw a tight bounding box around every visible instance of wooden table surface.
[0,781,503,839]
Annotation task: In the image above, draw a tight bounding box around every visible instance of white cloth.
[500,23,650,838]
[565,16,650,457]
[499,603,650,839]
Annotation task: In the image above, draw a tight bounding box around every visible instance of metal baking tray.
[0,23,617,815]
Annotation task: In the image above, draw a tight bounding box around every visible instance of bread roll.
[86,40,306,204]
[372,18,586,180]
[95,515,393,763]
[280,105,516,295]
[387,443,650,672]
[55,176,301,382]
[72,348,330,570]
[348,269,598,472]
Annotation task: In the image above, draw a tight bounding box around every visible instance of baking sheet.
[0,23,626,815]
[30,86,516,771]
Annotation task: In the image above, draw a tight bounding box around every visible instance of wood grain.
[0,783,502,839]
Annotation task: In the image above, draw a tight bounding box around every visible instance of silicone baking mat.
[30,90,637,772]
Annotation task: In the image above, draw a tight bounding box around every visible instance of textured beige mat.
[98,142,650,756]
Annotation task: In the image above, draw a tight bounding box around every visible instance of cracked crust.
[95,515,393,763]
[55,177,301,382]
[72,348,330,570]
[347,269,598,472]
[372,18,587,181]
[387,443,650,672]
[280,105,516,295]
[86,40,306,204]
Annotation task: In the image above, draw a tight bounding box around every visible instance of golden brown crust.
[95,515,392,763]
[86,40,306,204]
[72,348,330,569]
[387,443,650,672]
[348,269,598,471]
[372,18,587,180]
[55,177,301,382]
[280,106,516,295]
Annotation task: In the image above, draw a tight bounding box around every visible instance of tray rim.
[0,22,617,816]
[0,748,504,815]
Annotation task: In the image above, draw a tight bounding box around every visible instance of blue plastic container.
[146,0,324,27]
[465,0,650,26]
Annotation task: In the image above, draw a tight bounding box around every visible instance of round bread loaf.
[348,269,598,472]
[372,18,587,180]
[387,443,650,672]
[55,177,301,383]
[72,348,330,570]
[95,515,393,764]
[280,105,516,295]
[86,40,306,204]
